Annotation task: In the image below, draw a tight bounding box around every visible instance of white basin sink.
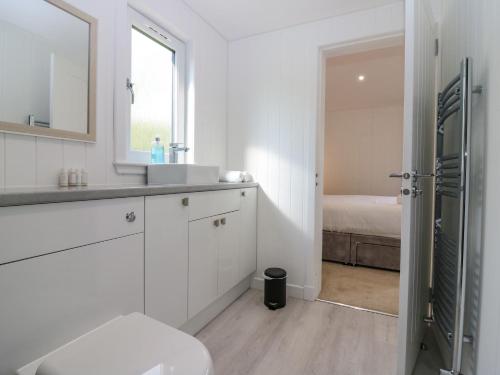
[147,164,220,185]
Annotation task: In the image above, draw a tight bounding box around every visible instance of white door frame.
[313,33,406,299]
[312,31,407,367]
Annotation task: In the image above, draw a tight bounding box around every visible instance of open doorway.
[318,38,405,316]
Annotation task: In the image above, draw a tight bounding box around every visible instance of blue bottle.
[151,136,165,164]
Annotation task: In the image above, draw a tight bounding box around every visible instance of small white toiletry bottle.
[68,169,77,186]
[75,169,81,186]
[81,168,88,186]
[58,169,68,187]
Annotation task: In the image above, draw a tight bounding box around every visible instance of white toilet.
[17,313,214,375]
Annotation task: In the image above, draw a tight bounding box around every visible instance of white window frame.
[114,6,186,167]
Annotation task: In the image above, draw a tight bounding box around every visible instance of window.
[115,7,186,165]
[130,27,174,152]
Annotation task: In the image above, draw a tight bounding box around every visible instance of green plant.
[131,121,171,152]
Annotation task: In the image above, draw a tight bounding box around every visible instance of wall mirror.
[0,0,97,142]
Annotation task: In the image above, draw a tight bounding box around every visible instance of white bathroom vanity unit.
[0,182,257,374]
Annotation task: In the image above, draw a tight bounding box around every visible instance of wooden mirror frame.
[0,0,97,142]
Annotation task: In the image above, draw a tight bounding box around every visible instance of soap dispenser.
[151,136,165,164]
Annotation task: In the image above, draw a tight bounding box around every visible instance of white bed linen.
[323,195,401,238]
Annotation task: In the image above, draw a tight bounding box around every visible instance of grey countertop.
[0,182,259,207]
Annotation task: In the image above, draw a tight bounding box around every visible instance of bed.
[322,195,401,271]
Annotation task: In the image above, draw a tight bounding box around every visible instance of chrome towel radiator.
[432,58,480,374]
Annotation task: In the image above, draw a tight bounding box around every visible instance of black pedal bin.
[264,267,287,310]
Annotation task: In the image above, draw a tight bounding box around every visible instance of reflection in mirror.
[0,0,96,141]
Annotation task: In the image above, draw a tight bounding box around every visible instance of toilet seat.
[18,313,214,375]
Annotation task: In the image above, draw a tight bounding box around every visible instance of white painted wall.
[324,106,403,196]
[0,21,52,126]
[226,3,405,296]
[439,0,500,374]
[51,53,88,134]
[0,0,227,188]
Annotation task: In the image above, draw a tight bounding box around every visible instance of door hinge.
[424,287,435,324]
[435,38,439,56]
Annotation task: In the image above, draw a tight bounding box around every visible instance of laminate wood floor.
[196,289,398,375]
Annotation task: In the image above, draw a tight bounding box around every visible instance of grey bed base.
[322,230,401,271]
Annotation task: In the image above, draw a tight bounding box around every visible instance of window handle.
[126,78,135,104]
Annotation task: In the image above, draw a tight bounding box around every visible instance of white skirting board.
[180,276,252,336]
[303,285,318,302]
[251,276,305,300]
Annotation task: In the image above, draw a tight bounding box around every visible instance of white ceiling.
[182,0,403,40]
[326,45,405,111]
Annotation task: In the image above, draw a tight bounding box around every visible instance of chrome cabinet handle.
[126,211,136,222]
[213,219,220,227]
[182,197,189,206]
[241,191,246,197]
[221,218,226,225]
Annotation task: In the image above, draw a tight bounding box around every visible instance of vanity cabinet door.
[0,234,144,375]
[145,195,189,328]
[218,211,241,295]
[239,188,257,278]
[188,217,219,319]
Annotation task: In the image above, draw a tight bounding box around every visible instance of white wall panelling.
[439,0,500,374]
[62,140,86,170]
[0,0,228,187]
[0,134,4,186]
[324,106,403,196]
[227,3,405,296]
[5,134,37,187]
[35,137,63,187]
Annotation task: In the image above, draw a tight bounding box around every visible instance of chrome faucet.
[168,143,189,164]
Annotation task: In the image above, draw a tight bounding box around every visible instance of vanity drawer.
[0,197,144,264]
[188,189,241,221]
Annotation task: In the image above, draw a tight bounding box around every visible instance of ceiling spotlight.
[357,75,365,82]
